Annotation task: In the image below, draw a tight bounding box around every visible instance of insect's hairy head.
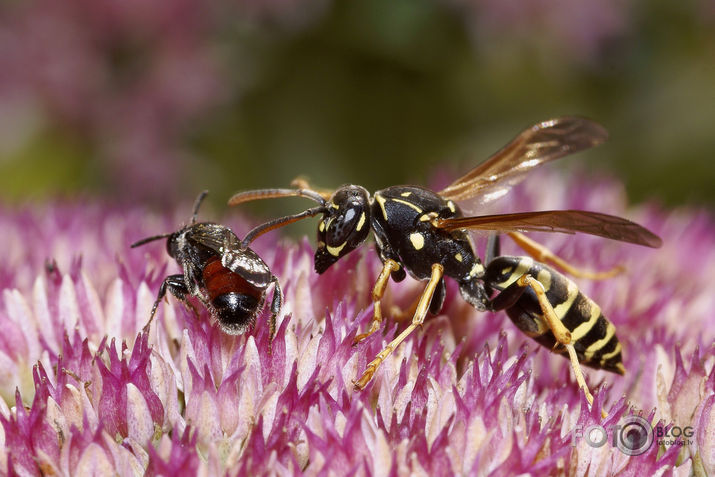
[169,190,208,258]
[166,230,185,259]
[315,185,371,274]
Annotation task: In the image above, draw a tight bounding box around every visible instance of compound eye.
[166,232,180,258]
[326,207,359,247]
[314,185,370,274]
[314,206,370,274]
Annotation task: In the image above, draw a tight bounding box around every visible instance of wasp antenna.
[228,188,327,207]
[241,206,327,247]
[296,188,328,205]
[131,233,172,248]
[191,190,210,223]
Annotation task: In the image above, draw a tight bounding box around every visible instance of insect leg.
[145,274,189,332]
[268,276,282,342]
[354,263,444,390]
[380,276,446,323]
[353,259,401,344]
[485,234,500,264]
[389,277,446,322]
[507,232,624,280]
[389,293,421,323]
[489,273,601,415]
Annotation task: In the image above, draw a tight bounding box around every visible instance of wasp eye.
[314,186,370,273]
[326,207,358,246]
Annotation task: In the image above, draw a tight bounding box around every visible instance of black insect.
[131,191,282,337]
[227,117,661,411]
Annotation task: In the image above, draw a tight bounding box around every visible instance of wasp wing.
[439,117,608,203]
[434,210,662,248]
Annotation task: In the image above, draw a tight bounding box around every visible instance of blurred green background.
[0,0,713,215]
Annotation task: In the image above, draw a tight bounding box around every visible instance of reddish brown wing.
[434,210,662,248]
[439,117,608,202]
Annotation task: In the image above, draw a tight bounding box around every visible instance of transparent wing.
[434,210,662,248]
[439,117,608,203]
[185,223,235,254]
[188,223,273,284]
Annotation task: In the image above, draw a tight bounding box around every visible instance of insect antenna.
[228,188,327,207]
[241,206,327,247]
[130,233,172,248]
[191,190,210,223]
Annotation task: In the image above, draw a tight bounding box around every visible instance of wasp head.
[315,185,371,273]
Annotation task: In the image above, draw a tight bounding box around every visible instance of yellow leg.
[389,292,422,323]
[508,232,624,280]
[517,275,572,344]
[353,259,401,344]
[354,264,444,390]
[516,274,607,418]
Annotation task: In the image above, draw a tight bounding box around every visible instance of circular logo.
[616,415,654,456]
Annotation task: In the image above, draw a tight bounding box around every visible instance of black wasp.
[131,191,282,337]
[227,117,661,411]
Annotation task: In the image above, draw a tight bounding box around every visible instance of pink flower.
[1,170,713,475]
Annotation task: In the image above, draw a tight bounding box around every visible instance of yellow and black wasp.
[227,117,662,412]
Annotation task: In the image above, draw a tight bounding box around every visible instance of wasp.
[131,190,282,337]
[227,117,661,411]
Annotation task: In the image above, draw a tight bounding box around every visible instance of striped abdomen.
[201,256,263,334]
[485,256,624,374]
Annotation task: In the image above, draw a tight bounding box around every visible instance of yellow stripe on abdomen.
[570,302,601,341]
[552,280,579,320]
[584,322,616,360]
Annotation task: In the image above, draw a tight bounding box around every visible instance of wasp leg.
[354,263,444,390]
[489,273,605,417]
[389,277,445,322]
[389,293,421,323]
[289,177,333,200]
[145,274,190,332]
[507,232,624,280]
[353,259,401,344]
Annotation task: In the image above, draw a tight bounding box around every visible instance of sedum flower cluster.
[0,171,713,475]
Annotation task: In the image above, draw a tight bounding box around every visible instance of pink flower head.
[1,170,713,475]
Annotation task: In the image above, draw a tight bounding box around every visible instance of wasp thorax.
[314,185,371,274]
